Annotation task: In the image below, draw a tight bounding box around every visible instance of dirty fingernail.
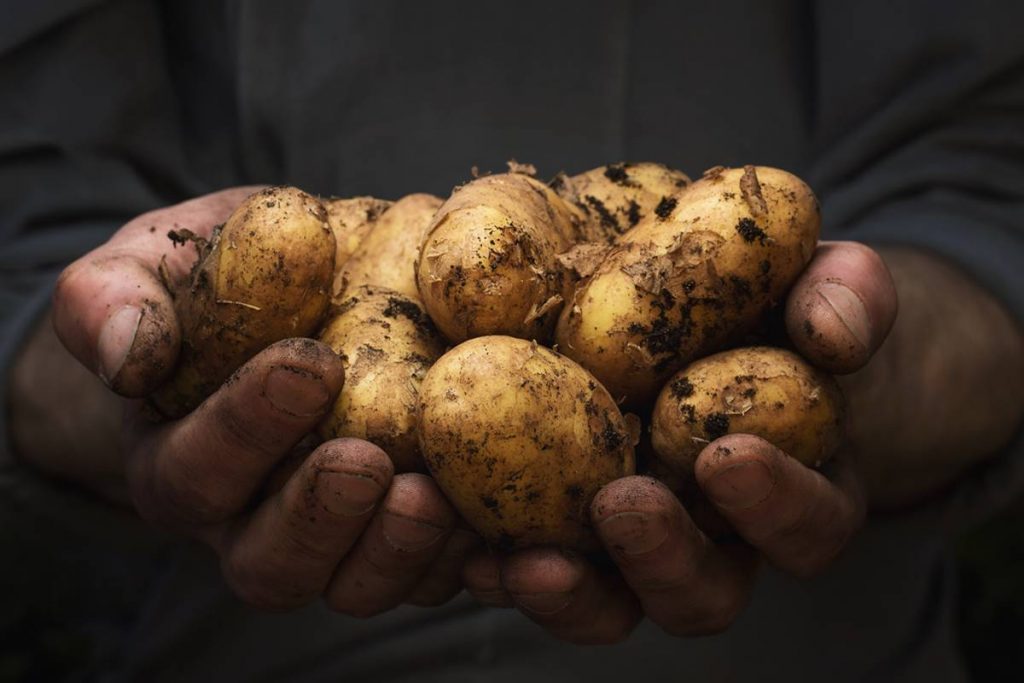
[599,511,669,556]
[318,471,385,517]
[97,305,143,384]
[264,367,330,416]
[512,591,571,615]
[816,282,871,351]
[382,513,446,552]
[706,461,774,510]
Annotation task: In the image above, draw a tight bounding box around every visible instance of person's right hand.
[48,188,476,614]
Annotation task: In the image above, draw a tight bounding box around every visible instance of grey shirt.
[2,1,1023,681]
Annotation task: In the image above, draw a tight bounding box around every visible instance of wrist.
[843,246,1024,510]
[8,313,129,503]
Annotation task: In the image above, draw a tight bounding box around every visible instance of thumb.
[53,252,180,396]
[50,186,263,397]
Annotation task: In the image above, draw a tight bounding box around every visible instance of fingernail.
[705,461,774,510]
[382,513,446,552]
[264,367,330,416]
[512,592,571,615]
[317,471,384,516]
[97,305,142,384]
[599,511,669,556]
[816,282,871,350]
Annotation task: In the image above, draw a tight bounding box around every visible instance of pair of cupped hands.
[53,187,897,644]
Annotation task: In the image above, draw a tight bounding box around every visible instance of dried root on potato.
[150,186,335,418]
[418,335,638,551]
[650,346,844,477]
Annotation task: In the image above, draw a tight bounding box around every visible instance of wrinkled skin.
[39,188,476,614]
[12,189,1022,645]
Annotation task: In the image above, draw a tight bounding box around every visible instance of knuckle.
[657,586,746,637]
[592,613,641,645]
[222,554,310,612]
[158,465,236,525]
[280,517,338,564]
[629,559,698,595]
[764,503,815,545]
[406,582,461,607]
[216,399,281,458]
[364,549,426,581]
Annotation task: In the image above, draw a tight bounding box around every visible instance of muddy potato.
[150,186,335,418]
[337,193,442,301]
[416,172,582,343]
[556,165,820,407]
[419,336,637,551]
[325,195,393,270]
[651,347,844,477]
[553,162,691,242]
[318,286,446,472]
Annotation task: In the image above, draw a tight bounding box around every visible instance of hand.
[463,241,900,643]
[19,188,478,614]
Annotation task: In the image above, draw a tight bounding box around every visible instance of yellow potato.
[651,347,844,476]
[318,286,446,472]
[416,172,582,343]
[556,165,819,407]
[150,186,335,417]
[553,162,691,242]
[336,193,442,301]
[419,336,638,551]
[324,195,393,269]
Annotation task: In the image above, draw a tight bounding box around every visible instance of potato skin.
[149,186,335,418]
[556,165,820,407]
[318,286,446,472]
[419,336,637,551]
[416,173,582,343]
[651,347,844,476]
[325,195,393,270]
[553,162,691,242]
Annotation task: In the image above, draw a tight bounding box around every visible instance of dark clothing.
[2,1,1023,680]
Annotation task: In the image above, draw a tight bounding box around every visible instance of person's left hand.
[461,241,899,644]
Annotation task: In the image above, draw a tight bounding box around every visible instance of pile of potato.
[150,162,843,552]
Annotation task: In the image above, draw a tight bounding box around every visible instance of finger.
[218,439,393,610]
[52,187,262,395]
[125,338,344,529]
[53,254,180,394]
[463,549,514,608]
[405,526,481,607]
[785,241,898,373]
[324,473,456,617]
[695,434,865,578]
[592,476,756,636]
[499,548,642,645]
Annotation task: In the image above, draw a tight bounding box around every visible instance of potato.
[325,195,393,270]
[416,171,582,343]
[553,162,691,242]
[150,186,335,417]
[336,193,442,301]
[556,165,819,407]
[318,286,446,472]
[419,336,638,551]
[651,347,844,477]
